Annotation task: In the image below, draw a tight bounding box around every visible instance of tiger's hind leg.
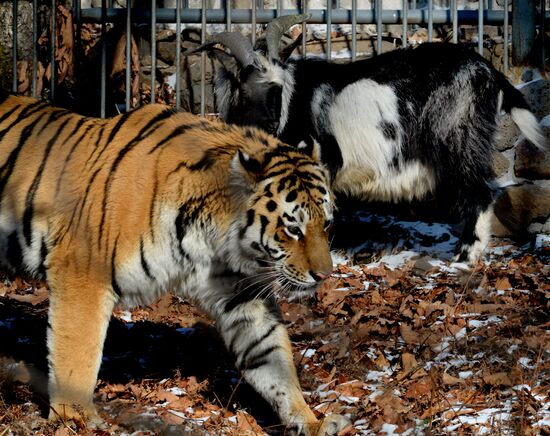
[46,258,116,425]
[212,297,349,436]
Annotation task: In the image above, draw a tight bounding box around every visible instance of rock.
[492,150,510,178]
[0,1,34,60]
[159,65,176,79]
[491,183,550,237]
[158,40,177,65]
[495,113,520,152]
[188,56,215,82]
[518,79,550,120]
[514,142,550,180]
[514,116,550,179]
[156,29,176,42]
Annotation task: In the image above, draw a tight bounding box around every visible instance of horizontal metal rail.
[80,8,548,25]
[8,1,547,118]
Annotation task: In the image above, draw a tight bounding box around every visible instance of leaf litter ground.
[0,211,549,435]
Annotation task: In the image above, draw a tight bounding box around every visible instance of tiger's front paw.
[49,402,106,429]
[315,414,351,435]
[297,414,350,436]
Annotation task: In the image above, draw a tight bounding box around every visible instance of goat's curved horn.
[210,32,256,67]
[266,14,311,62]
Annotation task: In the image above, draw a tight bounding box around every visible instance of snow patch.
[167,387,186,396]
[300,348,316,358]
[118,310,133,322]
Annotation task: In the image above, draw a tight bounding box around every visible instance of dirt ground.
[0,214,549,435]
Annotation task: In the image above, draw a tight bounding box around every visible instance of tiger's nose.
[309,270,329,282]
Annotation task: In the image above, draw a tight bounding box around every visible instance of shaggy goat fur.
[213,42,545,262]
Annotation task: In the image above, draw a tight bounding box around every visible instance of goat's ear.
[297,136,322,163]
[231,149,264,189]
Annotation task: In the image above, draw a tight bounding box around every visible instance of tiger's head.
[230,137,334,298]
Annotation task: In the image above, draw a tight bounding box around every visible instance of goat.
[199,15,546,262]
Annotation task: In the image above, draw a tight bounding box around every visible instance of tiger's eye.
[286,225,303,239]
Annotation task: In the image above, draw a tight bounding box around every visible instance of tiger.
[0,93,349,435]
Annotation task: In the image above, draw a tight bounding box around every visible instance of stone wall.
[492,77,550,238]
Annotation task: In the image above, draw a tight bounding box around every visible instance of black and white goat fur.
[201,16,546,262]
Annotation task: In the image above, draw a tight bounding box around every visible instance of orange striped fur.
[0,95,348,434]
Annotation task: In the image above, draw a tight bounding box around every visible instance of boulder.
[491,183,550,237]
[158,40,177,65]
[492,150,510,178]
[0,1,34,60]
[495,114,520,152]
[518,79,550,121]
[514,116,550,180]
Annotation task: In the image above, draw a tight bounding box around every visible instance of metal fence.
[6,0,549,117]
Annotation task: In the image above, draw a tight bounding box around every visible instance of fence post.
[512,0,537,65]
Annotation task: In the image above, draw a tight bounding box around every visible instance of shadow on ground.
[0,298,280,433]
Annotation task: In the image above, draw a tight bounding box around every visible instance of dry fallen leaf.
[495,276,513,290]
[482,372,513,387]
[399,323,421,345]
[235,410,264,434]
[441,372,465,386]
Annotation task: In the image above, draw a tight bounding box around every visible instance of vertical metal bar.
[402,0,407,48]
[151,0,156,104]
[251,0,256,45]
[74,0,81,84]
[327,0,331,60]
[226,0,231,31]
[351,0,357,60]
[376,0,382,54]
[126,0,132,111]
[51,0,57,102]
[541,0,546,68]
[32,0,38,97]
[302,0,308,56]
[276,0,282,17]
[100,0,106,116]
[503,0,508,72]
[512,1,537,66]
[200,0,206,116]
[176,0,181,110]
[12,0,18,93]
[427,0,433,42]
[452,0,458,43]
[478,0,483,54]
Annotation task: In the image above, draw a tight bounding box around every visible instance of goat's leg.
[455,185,494,263]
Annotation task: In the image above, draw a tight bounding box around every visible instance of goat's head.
[199,15,308,135]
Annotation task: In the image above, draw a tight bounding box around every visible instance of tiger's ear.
[231,149,264,189]
[297,136,322,163]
